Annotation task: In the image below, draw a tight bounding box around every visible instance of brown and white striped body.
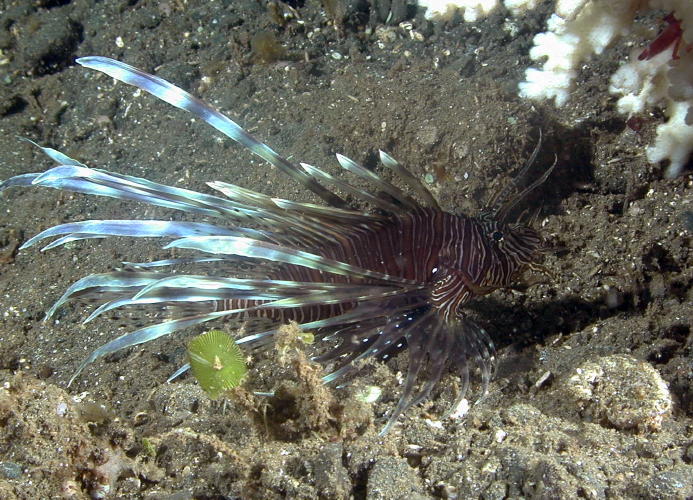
[221,208,542,325]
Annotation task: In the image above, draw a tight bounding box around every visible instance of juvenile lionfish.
[1,57,553,433]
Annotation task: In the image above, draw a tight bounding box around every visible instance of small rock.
[367,456,427,500]
[641,465,693,500]
[149,383,210,423]
[417,124,439,148]
[312,443,351,499]
[563,354,672,431]
[0,461,23,480]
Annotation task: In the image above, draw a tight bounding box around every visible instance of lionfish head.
[470,220,544,291]
[499,222,545,274]
[477,134,555,289]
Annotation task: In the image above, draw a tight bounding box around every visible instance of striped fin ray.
[206,181,278,210]
[45,271,171,320]
[131,276,407,309]
[209,180,378,223]
[0,172,42,190]
[121,257,225,268]
[164,235,419,285]
[207,179,381,248]
[236,300,402,347]
[40,234,107,250]
[20,220,255,251]
[76,56,346,209]
[378,150,440,210]
[12,143,365,249]
[83,294,234,324]
[250,284,414,310]
[1,164,256,219]
[70,281,414,385]
[80,275,400,323]
[335,153,420,210]
[81,274,334,322]
[19,137,87,167]
[3,162,326,242]
[300,162,400,212]
[69,308,245,386]
[82,288,288,324]
[271,198,379,222]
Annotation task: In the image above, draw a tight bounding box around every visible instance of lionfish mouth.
[0,57,551,434]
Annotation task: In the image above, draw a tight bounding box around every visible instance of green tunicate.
[298,331,315,344]
[187,329,247,399]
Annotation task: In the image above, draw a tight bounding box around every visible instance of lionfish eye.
[492,231,504,242]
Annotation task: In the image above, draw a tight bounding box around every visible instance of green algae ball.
[187,330,247,399]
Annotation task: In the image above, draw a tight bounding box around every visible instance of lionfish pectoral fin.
[461,317,496,398]
[4,164,255,219]
[379,315,496,434]
[321,308,431,385]
[18,137,87,167]
[20,220,243,251]
[44,272,169,320]
[76,56,346,209]
[68,309,242,387]
[381,310,466,435]
[209,179,377,225]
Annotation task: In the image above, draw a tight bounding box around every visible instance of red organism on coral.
[638,13,690,61]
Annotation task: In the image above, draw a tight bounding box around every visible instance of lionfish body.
[1,57,551,433]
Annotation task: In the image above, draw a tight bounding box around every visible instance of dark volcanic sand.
[0,1,690,498]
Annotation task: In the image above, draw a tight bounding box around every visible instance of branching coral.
[418,0,693,177]
[418,0,539,21]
